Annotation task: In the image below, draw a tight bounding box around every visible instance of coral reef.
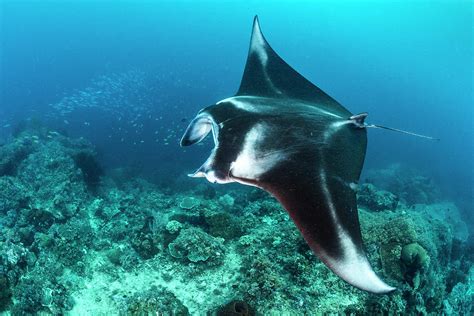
[0,129,99,313]
[0,129,472,315]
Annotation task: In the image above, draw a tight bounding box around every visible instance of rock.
[0,137,34,177]
[179,197,200,210]
[166,220,183,234]
[216,300,254,316]
[168,228,225,265]
[400,242,430,287]
[218,194,235,208]
[401,242,430,271]
[357,183,399,211]
[0,177,29,214]
[203,209,243,240]
[125,285,189,315]
[364,164,440,205]
[442,266,474,315]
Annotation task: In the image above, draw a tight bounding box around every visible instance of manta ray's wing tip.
[352,270,396,294]
[381,284,397,294]
[319,240,396,294]
[367,283,396,294]
[324,253,396,294]
[252,15,262,35]
[370,282,396,294]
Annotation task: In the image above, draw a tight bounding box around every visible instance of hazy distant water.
[1,1,472,207]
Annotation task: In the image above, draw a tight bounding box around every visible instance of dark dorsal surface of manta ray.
[181,16,396,294]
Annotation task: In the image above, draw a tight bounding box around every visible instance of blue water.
[1,2,472,209]
[1,1,473,313]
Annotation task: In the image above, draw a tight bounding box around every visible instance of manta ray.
[181,16,402,293]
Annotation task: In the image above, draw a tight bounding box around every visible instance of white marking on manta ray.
[317,108,342,119]
[250,22,283,95]
[333,176,359,192]
[217,96,259,112]
[349,182,359,191]
[322,120,351,143]
[230,123,287,181]
[319,170,394,293]
[217,96,344,119]
[251,24,268,66]
[210,117,219,145]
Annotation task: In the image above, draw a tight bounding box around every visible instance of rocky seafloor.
[0,128,473,315]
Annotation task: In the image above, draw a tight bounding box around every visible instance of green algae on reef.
[0,129,473,315]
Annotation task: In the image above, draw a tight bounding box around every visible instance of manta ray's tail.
[350,113,439,141]
[366,124,440,141]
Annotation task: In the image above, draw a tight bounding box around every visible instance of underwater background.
[0,0,472,314]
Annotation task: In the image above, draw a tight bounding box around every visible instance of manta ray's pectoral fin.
[254,120,395,294]
[236,16,351,117]
[264,170,395,294]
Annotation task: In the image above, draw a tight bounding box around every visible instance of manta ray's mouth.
[181,113,226,183]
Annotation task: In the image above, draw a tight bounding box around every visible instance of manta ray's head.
[180,101,252,184]
[180,109,230,183]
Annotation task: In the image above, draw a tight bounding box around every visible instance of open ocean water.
[0,1,472,314]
